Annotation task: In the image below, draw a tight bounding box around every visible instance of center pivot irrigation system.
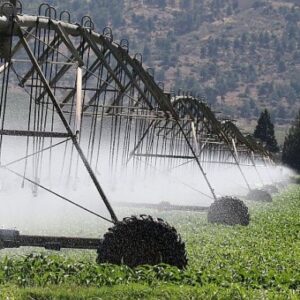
[0,1,280,268]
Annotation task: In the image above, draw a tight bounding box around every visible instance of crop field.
[0,185,299,299]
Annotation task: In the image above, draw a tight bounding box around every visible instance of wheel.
[276,181,288,189]
[262,184,279,194]
[97,215,187,269]
[290,176,300,185]
[207,197,250,226]
[246,189,272,202]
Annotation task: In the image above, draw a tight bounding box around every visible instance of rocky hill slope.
[23,0,300,124]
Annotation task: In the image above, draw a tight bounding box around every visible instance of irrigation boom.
[0,0,279,268]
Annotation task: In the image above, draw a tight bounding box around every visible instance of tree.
[282,110,300,172]
[254,109,279,153]
[277,60,286,73]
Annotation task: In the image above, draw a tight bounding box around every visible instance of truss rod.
[2,166,113,224]
[133,154,261,166]
[127,120,158,164]
[0,129,71,138]
[134,156,214,200]
[176,120,217,201]
[2,138,71,168]
[18,35,62,86]
[12,59,76,65]
[97,35,155,110]
[24,85,119,92]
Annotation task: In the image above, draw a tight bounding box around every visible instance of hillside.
[22,0,300,124]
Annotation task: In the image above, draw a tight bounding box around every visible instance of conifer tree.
[254,109,279,153]
[282,110,300,172]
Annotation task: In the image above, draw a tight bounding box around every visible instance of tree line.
[254,109,300,173]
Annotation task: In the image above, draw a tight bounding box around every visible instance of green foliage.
[282,110,300,172]
[0,256,199,288]
[254,109,279,153]
[2,283,300,300]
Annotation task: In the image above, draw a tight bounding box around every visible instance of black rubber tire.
[207,197,250,226]
[246,189,272,202]
[262,184,279,194]
[276,181,288,189]
[290,177,300,185]
[97,215,188,269]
